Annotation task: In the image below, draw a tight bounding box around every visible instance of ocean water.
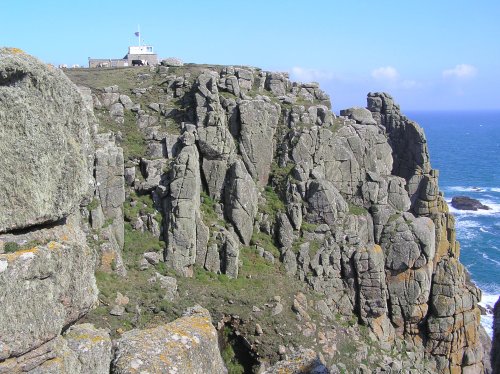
[407,110,500,338]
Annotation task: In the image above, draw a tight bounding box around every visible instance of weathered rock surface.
[0,217,97,360]
[0,48,93,233]
[112,306,226,374]
[92,133,126,275]
[239,100,280,186]
[164,130,201,276]
[224,160,258,245]
[0,323,111,374]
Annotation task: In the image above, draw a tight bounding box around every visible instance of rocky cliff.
[0,49,492,373]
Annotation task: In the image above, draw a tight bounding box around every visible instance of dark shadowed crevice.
[218,324,259,374]
[0,69,28,86]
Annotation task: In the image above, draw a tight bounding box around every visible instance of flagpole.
[138,24,141,46]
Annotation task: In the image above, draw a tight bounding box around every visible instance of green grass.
[301,221,318,232]
[87,198,99,211]
[124,223,164,267]
[3,242,20,253]
[348,203,368,216]
[3,239,47,253]
[250,231,280,258]
[200,192,225,226]
[260,186,285,218]
[123,191,158,222]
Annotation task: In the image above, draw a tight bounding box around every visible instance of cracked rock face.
[0,48,93,233]
[164,131,201,277]
[239,100,280,186]
[224,160,258,245]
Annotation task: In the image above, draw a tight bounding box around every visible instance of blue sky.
[2,0,499,111]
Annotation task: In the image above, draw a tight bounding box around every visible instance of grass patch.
[260,186,285,219]
[250,231,280,258]
[124,223,164,267]
[301,221,318,232]
[348,203,368,216]
[3,242,20,253]
[123,191,157,222]
[87,198,99,211]
[200,192,225,226]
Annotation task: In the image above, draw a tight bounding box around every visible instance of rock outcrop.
[47,57,491,373]
[0,48,93,233]
[451,195,491,211]
[112,306,226,373]
[0,50,112,373]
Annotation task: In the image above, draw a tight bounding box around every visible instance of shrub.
[4,242,20,253]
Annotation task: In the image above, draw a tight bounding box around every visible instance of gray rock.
[224,160,258,245]
[124,166,136,186]
[277,213,294,249]
[239,99,280,186]
[262,348,328,374]
[109,305,125,316]
[138,158,165,192]
[119,94,134,110]
[94,134,126,233]
[165,133,201,276]
[0,218,97,360]
[109,102,124,121]
[306,179,348,226]
[143,251,162,265]
[161,57,184,67]
[0,49,93,233]
[112,306,226,374]
[197,125,236,199]
[149,272,178,301]
[340,107,377,125]
[62,324,112,374]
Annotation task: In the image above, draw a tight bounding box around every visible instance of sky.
[1,0,499,111]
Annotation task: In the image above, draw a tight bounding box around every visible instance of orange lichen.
[3,47,25,54]
[1,247,39,262]
[100,251,116,272]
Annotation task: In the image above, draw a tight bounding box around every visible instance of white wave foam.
[478,290,499,339]
[491,187,500,193]
[447,186,485,193]
[482,252,500,266]
[481,314,494,338]
[447,199,500,216]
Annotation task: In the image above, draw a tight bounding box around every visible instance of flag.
[134,32,140,37]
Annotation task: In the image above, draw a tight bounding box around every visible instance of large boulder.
[112,306,226,374]
[0,217,97,360]
[0,48,93,233]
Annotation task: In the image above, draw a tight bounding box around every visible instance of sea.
[407,110,500,338]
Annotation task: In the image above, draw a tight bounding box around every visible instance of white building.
[89,45,158,68]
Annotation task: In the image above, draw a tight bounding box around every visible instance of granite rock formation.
[0,49,492,373]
